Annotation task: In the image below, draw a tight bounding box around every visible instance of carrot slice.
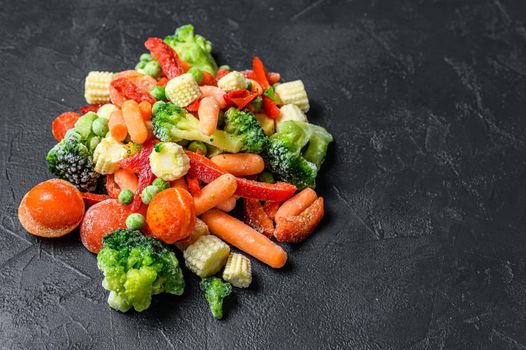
[109,110,128,141]
[121,100,148,144]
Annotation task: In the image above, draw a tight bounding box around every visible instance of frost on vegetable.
[149,142,190,181]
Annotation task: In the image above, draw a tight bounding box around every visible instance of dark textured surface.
[1,0,526,349]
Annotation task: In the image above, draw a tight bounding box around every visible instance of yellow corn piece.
[275,80,310,112]
[165,73,201,107]
[175,219,210,251]
[93,137,128,174]
[84,71,113,104]
[222,253,252,288]
[183,235,230,277]
[255,113,275,136]
[217,71,248,92]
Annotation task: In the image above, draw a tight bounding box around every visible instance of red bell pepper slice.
[262,96,281,119]
[105,174,121,198]
[263,201,282,220]
[274,197,325,243]
[157,77,169,87]
[79,104,103,114]
[224,90,258,109]
[186,98,201,112]
[243,199,274,238]
[144,37,185,79]
[111,78,156,104]
[185,151,296,201]
[241,70,281,85]
[118,141,156,211]
[81,192,111,208]
[252,57,270,90]
[200,71,217,86]
[216,69,230,81]
[185,175,201,196]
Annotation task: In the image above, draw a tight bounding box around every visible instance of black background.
[1,0,526,349]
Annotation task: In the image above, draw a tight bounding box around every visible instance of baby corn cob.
[222,253,252,288]
[84,71,113,104]
[275,80,310,112]
[217,71,248,92]
[184,235,230,277]
[165,73,201,107]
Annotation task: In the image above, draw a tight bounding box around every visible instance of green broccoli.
[200,277,232,319]
[152,103,267,154]
[97,229,185,312]
[46,129,100,192]
[264,121,333,189]
[164,24,218,75]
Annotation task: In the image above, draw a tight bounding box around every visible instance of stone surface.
[1,0,526,348]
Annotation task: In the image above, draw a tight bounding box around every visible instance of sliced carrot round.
[51,112,80,141]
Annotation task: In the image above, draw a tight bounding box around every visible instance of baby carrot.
[211,153,265,177]
[194,174,237,215]
[199,86,226,108]
[108,110,128,141]
[198,96,220,136]
[138,101,152,121]
[144,120,154,141]
[215,195,237,212]
[113,168,138,193]
[274,188,318,221]
[201,209,287,268]
[121,100,148,144]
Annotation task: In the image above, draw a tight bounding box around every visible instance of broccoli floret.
[200,277,232,319]
[164,24,218,75]
[97,229,185,312]
[152,103,266,154]
[224,108,267,154]
[264,121,333,189]
[46,130,100,191]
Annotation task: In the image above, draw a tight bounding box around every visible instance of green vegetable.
[152,100,165,115]
[75,112,98,139]
[144,60,161,78]
[154,142,165,153]
[164,24,218,75]
[218,65,231,71]
[139,53,152,62]
[125,142,142,156]
[246,80,252,91]
[135,61,147,70]
[97,229,185,312]
[152,178,170,191]
[118,189,134,205]
[126,213,145,230]
[152,103,266,154]
[141,185,160,204]
[88,136,101,153]
[92,117,109,137]
[259,171,275,184]
[264,121,333,189]
[150,86,166,101]
[188,67,204,84]
[264,87,281,104]
[200,277,232,319]
[188,141,207,155]
[251,96,263,113]
[46,130,100,191]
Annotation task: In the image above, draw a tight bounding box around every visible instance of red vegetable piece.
[252,57,270,90]
[145,37,185,79]
[105,174,121,198]
[157,77,169,87]
[51,112,80,142]
[186,98,201,112]
[241,70,280,85]
[79,104,103,115]
[81,192,111,208]
[200,71,217,86]
[262,95,281,119]
[110,77,156,105]
[216,69,230,81]
[274,197,324,243]
[186,175,201,196]
[244,199,274,238]
[263,201,282,220]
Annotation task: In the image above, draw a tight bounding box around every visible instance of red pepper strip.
[157,77,169,87]
[274,197,324,243]
[224,90,257,109]
[252,57,270,90]
[186,98,201,112]
[243,199,274,238]
[262,96,281,119]
[200,71,217,86]
[111,77,156,104]
[81,192,111,208]
[185,151,297,201]
[216,69,230,81]
[185,175,201,196]
[145,37,185,79]
[105,174,121,198]
[119,141,156,211]
[79,104,102,114]
[263,201,282,220]
[241,70,281,85]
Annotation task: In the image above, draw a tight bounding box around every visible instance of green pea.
[177,139,189,147]
[126,213,145,230]
[219,65,231,71]
[188,141,207,155]
[144,60,161,78]
[152,178,170,191]
[150,86,166,101]
[92,117,109,137]
[259,172,275,184]
[118,189,134,205]
[88,136,100,153]
[135,61,147,70]
[188,67,204,84]
[140,53,152,62]
[141,185,160,205]
[152,101,165,115]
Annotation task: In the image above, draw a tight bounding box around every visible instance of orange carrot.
[201,209,287,268]
[194,174,237,215]
[171,177,188,191]
[198,96,220,136]
[211,153,265,177]
[144,120,154,141]
[138,101,152,121]
[199,86,226,108]
[108,110,128,141]
[113,169,138,193]
[275,188,317,221]
[121,100,148,144]
[215,196,237,212]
